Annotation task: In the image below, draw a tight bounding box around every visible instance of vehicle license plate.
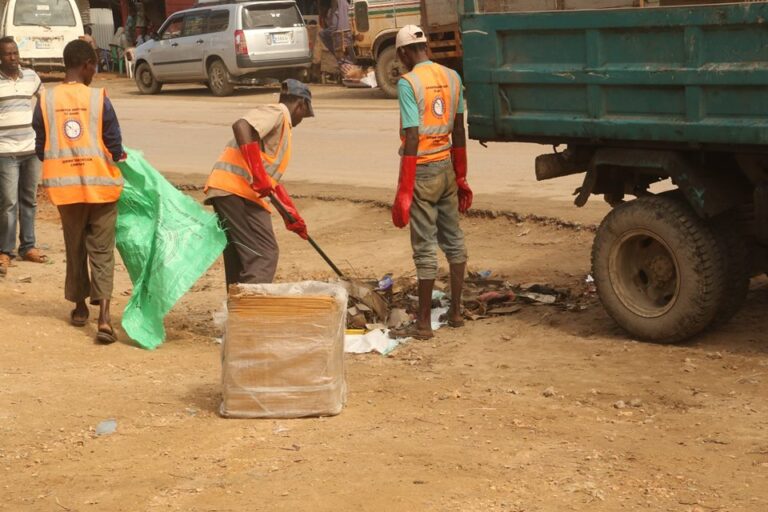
[272,33,290,44]
[35,39,51,49]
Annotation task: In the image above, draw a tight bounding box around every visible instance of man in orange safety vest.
[390,25,472,340]
[33,39,125,344]
[204,79,313,287]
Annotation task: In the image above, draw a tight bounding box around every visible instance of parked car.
[133,0,311,96]
[0,0,84,71]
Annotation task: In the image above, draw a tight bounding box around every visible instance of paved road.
[101,78,608,224]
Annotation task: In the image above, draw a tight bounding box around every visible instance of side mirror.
[151,32,160,41]
[354,1,369,33]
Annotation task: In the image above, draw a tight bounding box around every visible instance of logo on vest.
[63,120,82,141]
[432,97,445,118]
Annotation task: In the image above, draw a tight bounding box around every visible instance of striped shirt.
[0,68,42,157]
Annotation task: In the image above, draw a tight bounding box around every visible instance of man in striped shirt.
[0,36,46,276]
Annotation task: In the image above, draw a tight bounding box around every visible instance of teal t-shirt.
[398,61,465,129]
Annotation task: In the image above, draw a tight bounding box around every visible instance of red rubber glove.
[392,156,417,228]
[240,142,273,197]
[272,184,308,239]
[451,147,473,213]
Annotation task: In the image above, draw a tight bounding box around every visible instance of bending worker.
[204,79,313,286]
[390,25,472,340]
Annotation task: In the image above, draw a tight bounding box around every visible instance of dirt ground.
[2,179,767,512]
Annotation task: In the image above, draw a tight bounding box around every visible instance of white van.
[0,0,84,71]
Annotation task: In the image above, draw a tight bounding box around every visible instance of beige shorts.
[409,158,468,280]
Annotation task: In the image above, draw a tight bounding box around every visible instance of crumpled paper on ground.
[344,307,448,355]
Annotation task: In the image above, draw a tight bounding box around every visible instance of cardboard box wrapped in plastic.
[221,282,347,418]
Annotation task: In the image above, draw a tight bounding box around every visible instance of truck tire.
[135,63,163,94]
[207,60,235,97]
[710,214,750,324]
[591,195,726,343]
[375,45,404,99]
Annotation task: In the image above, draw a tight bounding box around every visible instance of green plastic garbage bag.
[116,149,226,349]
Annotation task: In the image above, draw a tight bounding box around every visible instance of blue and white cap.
[281,79,314,117]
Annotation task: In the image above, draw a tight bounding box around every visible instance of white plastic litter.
[431,306,449,330]
[361,70,377,88]
[344,306,449,355]
[95,419,117,436]
[344,329,399,355]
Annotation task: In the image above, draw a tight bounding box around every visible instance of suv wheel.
[207,60,235,97]
[135,62,162,94]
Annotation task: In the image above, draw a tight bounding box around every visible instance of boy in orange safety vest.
[204,79,313,287]
[390,25,473,340]
[33,40,125,344]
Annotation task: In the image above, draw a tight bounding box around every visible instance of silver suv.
[133,0,311,96]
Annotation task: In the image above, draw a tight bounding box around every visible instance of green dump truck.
[461,1,768,343]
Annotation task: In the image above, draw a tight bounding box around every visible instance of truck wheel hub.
[609,230,680,318]
[648,255,675,283]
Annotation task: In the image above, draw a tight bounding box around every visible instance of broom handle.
[269,193,345,278]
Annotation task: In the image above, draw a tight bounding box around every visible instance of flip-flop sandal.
[70,309,88,327]
[389,323,434,340]
[96,325,117,344]
[438,312,466,328]
[22,249,48,263]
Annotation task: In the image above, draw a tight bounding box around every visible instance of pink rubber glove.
[240,142,273,197]
[273,184,308,239]
[451,147,473,213]
[392,156,417,228]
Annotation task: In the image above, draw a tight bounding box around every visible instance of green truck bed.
[460,1,768,148]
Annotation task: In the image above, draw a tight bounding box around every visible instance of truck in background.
[350,0,460,98]
[461,0,768,343]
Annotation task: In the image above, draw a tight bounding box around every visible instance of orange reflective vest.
[204,113,292,212]
[400,62,461,164]
[40,84,123,205]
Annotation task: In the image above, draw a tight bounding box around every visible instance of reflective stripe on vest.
[40,84,123,205]
[43,88,114,164]
[214,157,253,182]
[400,63,460,164]
[204,113,292,209]
[42,175,124,187]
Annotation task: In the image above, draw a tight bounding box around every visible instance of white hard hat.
[396,25,428,50]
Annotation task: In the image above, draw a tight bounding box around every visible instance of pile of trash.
[344,270,596,332]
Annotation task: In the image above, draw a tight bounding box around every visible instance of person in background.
[389,25,472,340]
[80,26,105,71]
[125,3,137,47]
[33,40,125,344]
[135,1,147,40]
[80,26,98,50]
[0,36,47,276]
[203,79,313,287]
[318,0,356,76]
[135,26,149,46]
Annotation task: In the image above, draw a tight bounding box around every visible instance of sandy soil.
[1,182,767,511]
